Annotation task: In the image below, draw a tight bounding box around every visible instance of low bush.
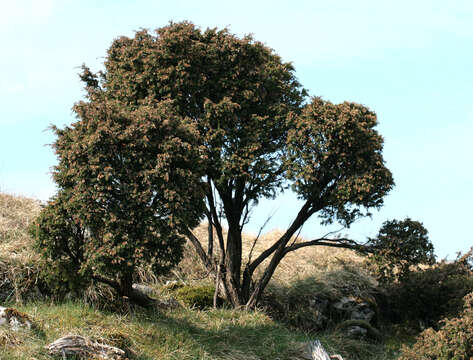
[367,218,435,283]
[263,261,378,332]
[175,284,219,309]
[379,250,473,328]
[399,292,473,359]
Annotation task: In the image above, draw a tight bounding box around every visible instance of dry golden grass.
[0,191,373,303]
[0,191,368,286]
[0,193,43,302]
[0,193,41,263]
[182,223,370,288]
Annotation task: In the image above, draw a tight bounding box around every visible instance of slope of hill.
[0,192,401,359]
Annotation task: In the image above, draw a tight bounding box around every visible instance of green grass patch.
[0,300,310,360]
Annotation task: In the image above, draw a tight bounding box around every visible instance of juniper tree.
[33,94,206,305]
[35,22,427,308]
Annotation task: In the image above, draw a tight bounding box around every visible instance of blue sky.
[1,0,472,258]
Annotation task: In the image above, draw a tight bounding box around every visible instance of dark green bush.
[29,192,91,298]
[368,218,435,283]
[399,292,473,360]
[175,285,219,309]
[379,250,473,328]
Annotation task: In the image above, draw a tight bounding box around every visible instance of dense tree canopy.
[32,22,428,308]
[33,85,206,304]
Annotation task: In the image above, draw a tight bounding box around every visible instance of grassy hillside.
[0,192,403,359]
[1,301,311,360]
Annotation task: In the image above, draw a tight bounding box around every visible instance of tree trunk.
[207,216,213,257]
[93,274,155,307]
[224,222,244,306]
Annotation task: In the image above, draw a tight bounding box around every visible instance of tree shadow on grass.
[128,306,307,360]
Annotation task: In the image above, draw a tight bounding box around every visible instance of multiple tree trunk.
[184,181,365,309]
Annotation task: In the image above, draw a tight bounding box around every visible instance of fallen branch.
[309,340,344,360]
[46,335,126,360]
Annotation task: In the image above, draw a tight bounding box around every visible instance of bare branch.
[240,200,255,230]
[283,236,372,256]
[206,178,226,257]
[247,199,318,275]
[288,223,304,248]
[319,226,346,240]
[182,227,213,270]
[247,207,278,265]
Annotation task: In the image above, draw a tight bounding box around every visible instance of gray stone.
[346,325,368,337]
[332,296,375,323]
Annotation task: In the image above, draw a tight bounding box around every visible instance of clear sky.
[1,0,472,259]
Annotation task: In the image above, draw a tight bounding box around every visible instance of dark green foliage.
[285,98,393,226]
[263,277,334,332]
[29,191,91,297]
[34,21,408,308]
[399,292,473,360]
[368,218,435,282]
[32,38,207,301]
[379,250,473,328]
[174,285,219,309]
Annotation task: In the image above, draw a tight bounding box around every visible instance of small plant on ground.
[174,284,220,309]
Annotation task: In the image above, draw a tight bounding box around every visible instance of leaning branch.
[206,178,226,255]
[283,237,372,256]
[247,200,315,275]
[182,227,214,270]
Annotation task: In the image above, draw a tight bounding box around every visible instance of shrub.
[263,262,378,332]
[399,292,473,360]
[32,92,206,304]
[379,250,473,328]
[29,191,91,298]
[175,285,219,309]
[368,218,435,283]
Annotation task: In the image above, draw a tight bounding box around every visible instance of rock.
[46,335,126,360]
[132,283,154,296]
[346,325,368,337]
[156,297,180,309]
[336,319,382,341]
[332,296,375,323]
[332,297,379,339]
[0,306,33,331]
